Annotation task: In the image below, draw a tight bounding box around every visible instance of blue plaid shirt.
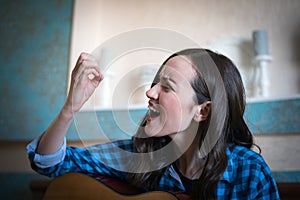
[27,136,280,199]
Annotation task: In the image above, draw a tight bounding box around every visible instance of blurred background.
[0,0,299,199]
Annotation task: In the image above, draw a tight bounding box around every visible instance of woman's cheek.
[162,95,182,121]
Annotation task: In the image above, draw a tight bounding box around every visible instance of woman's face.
[145,55,200,137]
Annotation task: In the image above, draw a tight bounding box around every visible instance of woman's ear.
[193,101,212,122]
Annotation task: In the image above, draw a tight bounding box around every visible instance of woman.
[27,48,280,199]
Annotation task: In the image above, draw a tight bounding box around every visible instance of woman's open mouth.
[148,106,160,118]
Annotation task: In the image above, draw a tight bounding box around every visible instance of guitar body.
[43,172,191,200]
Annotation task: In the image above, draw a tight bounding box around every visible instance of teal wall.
[245,97,300,134]
[0,1,74,199]
[0,0,73,140]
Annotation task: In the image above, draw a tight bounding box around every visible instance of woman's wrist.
[60,103,75,122]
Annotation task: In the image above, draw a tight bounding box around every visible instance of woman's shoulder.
[222,145,280,199]
[226,144,265,164]
[222,144,271,182]
[223,144,271,180]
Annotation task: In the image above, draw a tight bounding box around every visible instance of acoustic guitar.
[43,172,192,200]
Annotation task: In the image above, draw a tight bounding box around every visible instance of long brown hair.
[130,49,255,199]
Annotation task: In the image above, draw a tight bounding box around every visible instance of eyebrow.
[160,75,177,85]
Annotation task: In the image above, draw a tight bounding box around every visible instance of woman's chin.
[145,125,163,137]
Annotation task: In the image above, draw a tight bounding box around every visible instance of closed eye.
[159,75,176,92]
[160,82,173,92]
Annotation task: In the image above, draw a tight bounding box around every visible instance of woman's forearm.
[36,52,103,155]
[36,105,73,155]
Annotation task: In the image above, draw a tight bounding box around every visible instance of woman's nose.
[146,84,159,100]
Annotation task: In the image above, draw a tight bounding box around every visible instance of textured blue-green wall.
[245,97,300,134]
[0,0,73,140]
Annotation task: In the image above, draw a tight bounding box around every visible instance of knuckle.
[80,52,87,58]
[79,52,89,62]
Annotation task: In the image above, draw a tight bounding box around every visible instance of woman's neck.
[176,140,206,180]
[170,122,206,180]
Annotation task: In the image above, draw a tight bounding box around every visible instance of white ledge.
[247,94,300,103]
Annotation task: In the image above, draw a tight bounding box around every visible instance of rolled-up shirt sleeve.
[26,134,66,168]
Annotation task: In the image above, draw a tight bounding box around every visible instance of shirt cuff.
[26,134,66,168]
